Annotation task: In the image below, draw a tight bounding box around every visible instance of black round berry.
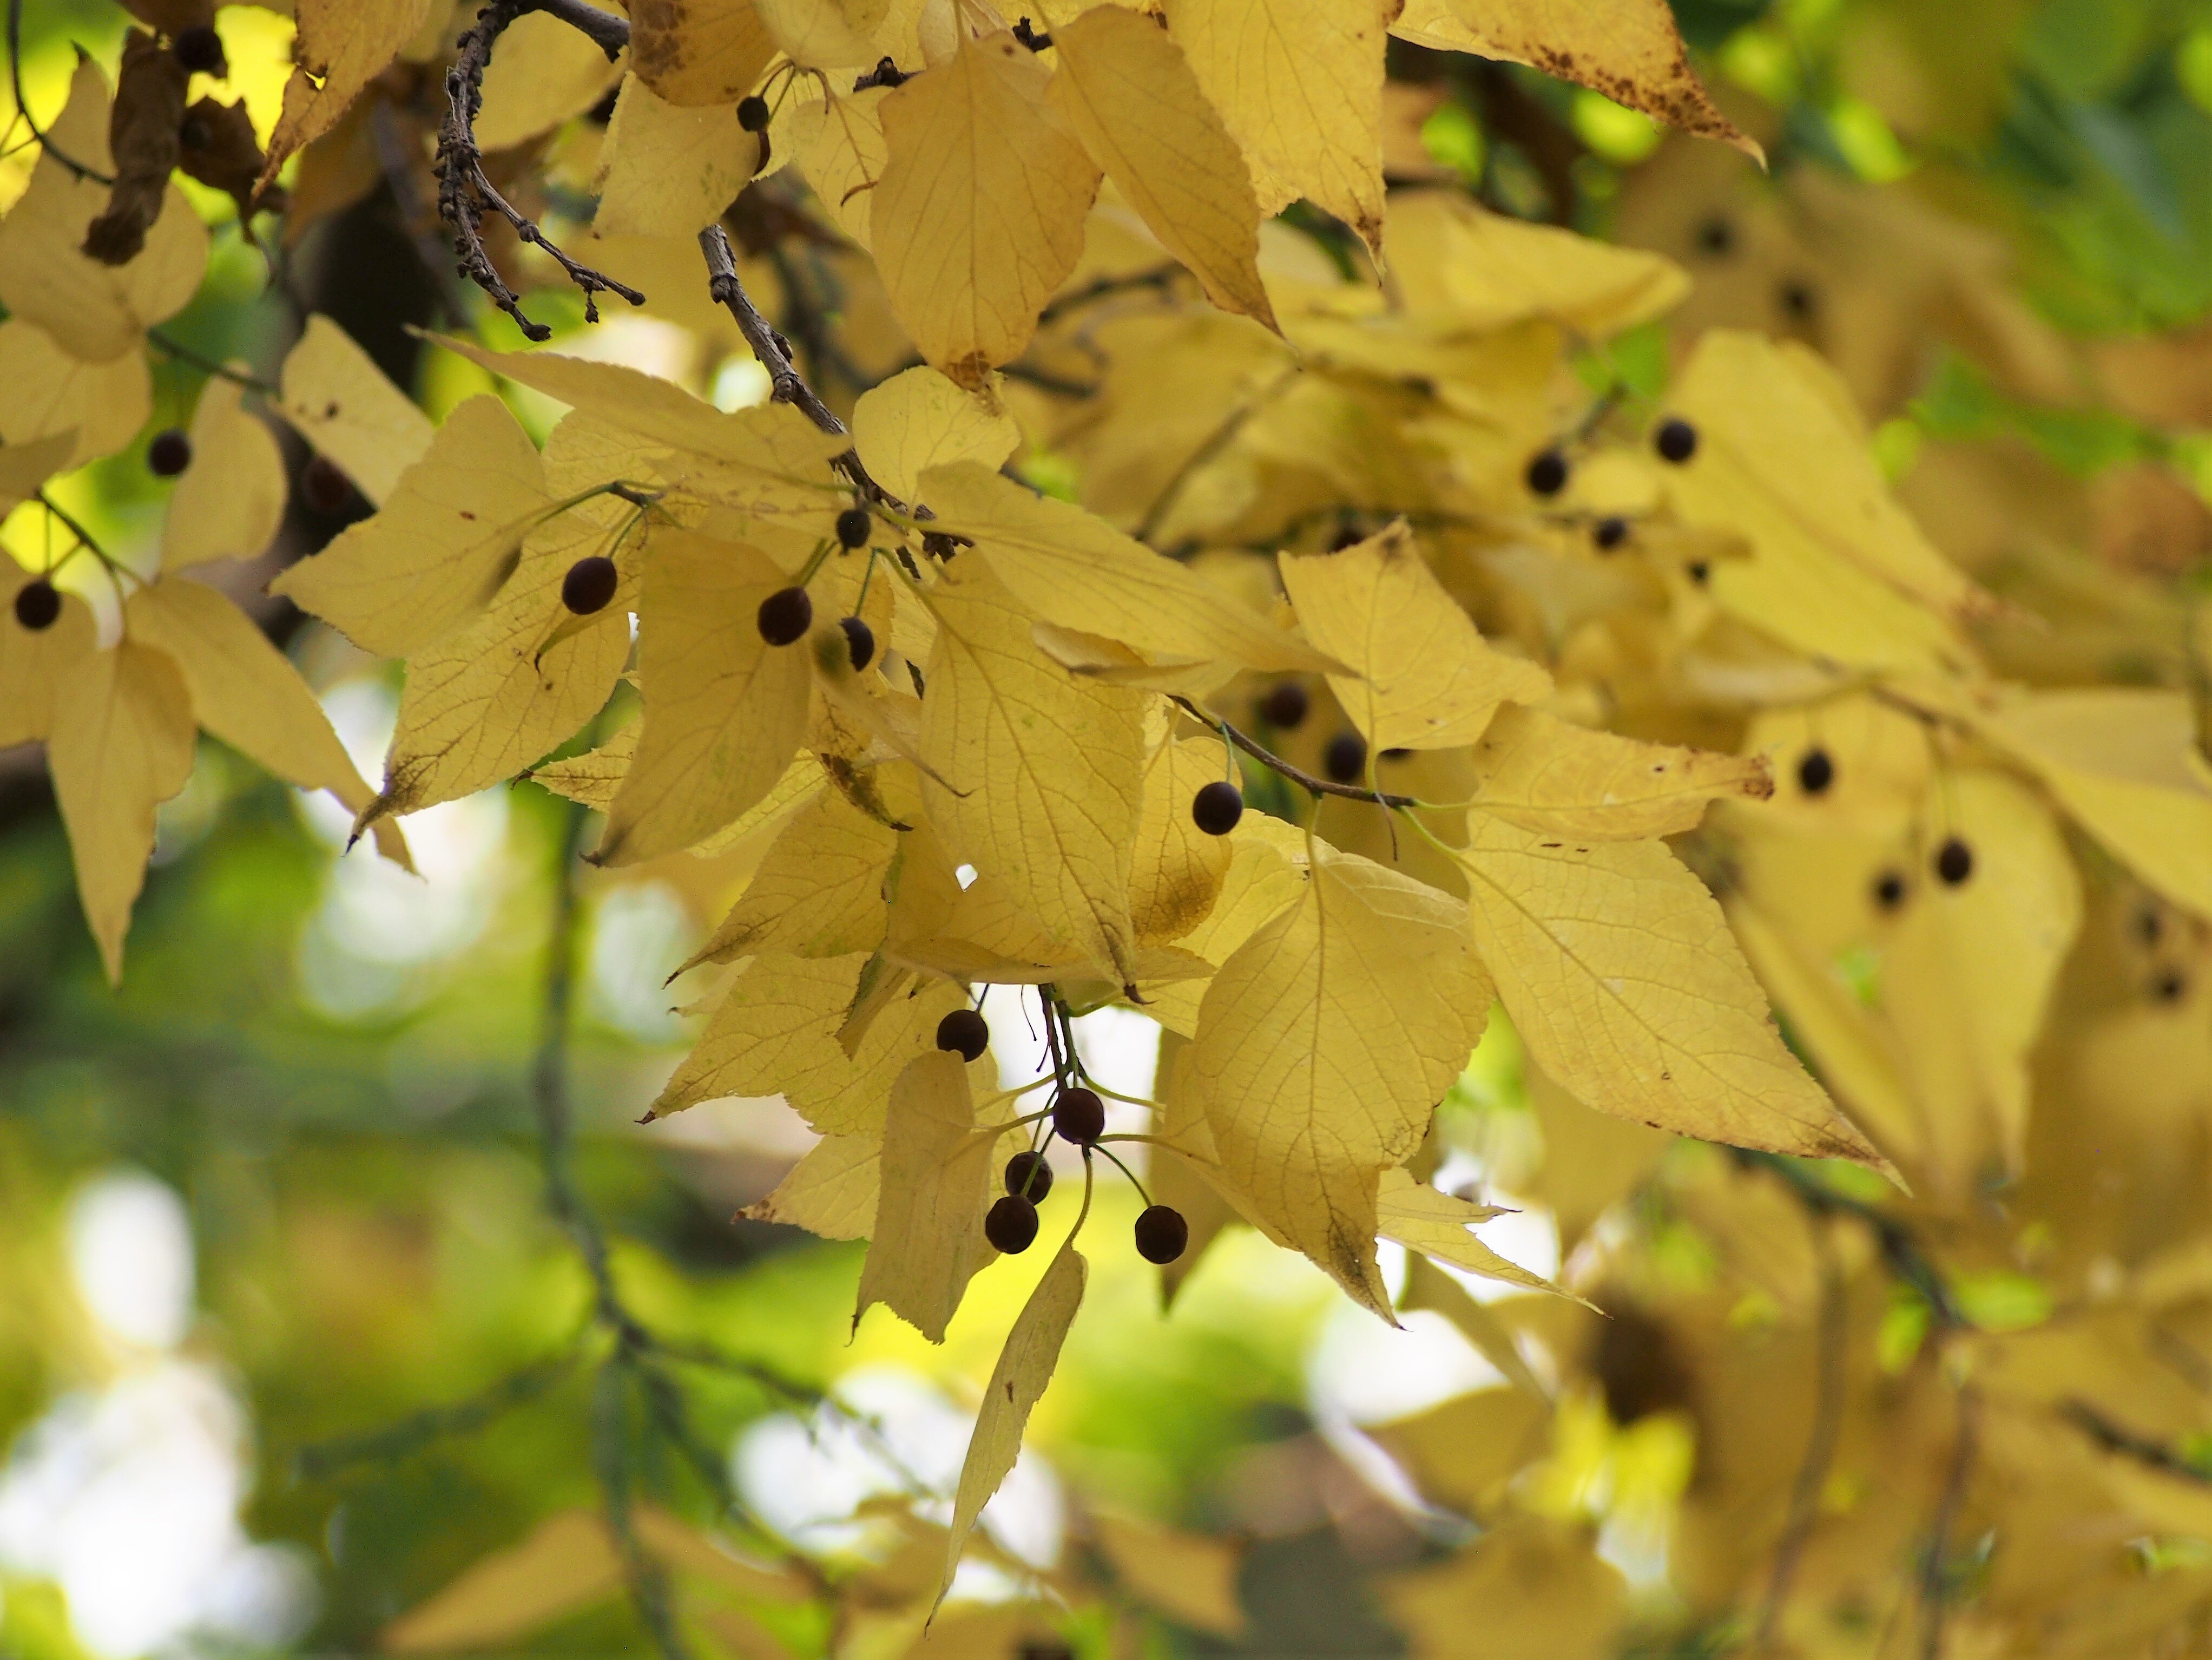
[1052,1086,1105,1146]
[1935,837,1973,887]
[2152,971,2185,1003]
[1686,561,1710,586]
[936,1007,990,1061]
[1323,730,1366,784]
[756,586,813,646]
[2136,907,2163,945]
[985,1195,1039,1255]
[1654,418,1699,464]
[148,427,192,477]
[173,23,227,75]
[1525,447,1569,496]
[1259,680,1309,730]
[1695,215,1735,257]
[1798,747,1834,796]
[835,505,872,548]
[300,455,352,515]
[1779,279,1817,321]
[1592,516,1629,550]
[561,554,618,615]
[839,615,875,671]
[1191,780,1243,837]
[1133,1204,1188,1265]
[14,579,61,632]
[1004,1150,1055,1203]
[1872,870,1907,911]
[737,94,771,132]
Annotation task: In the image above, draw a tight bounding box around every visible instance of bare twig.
[1169,694,1418,808]
[437,0,644,340]
[2060,1399,2212,1487]
[145,329,279,394]
[292,1346,582,1481]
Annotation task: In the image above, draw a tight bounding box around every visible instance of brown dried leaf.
[83,31,190,267]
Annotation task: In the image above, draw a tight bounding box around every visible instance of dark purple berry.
[1797,748,1834,796]
[2152,971,2185,1003]
[300,455,352,515]
[1655,418,1699,464]
[1873,870,1907,911]
[14,579,61,632]
[1133,1204,1188,1264]
[1686,561,1710,585]
[561,555,618,615]
[835,505,872,548]
[757,586,813,646]
[839,615,874,670]
[1935,838,1973,887]
[1323,730,1366,784]
[737,94,771,132]
[148,427,191,477]
[1004,1151,1054,1203]
[1191,780,1243,836]
[1525,448,1569,496]
[1592,516,1628,550]
[985,1195,1039,1254]
[936,1007,989,1061]
[1052,1086,1104,1146]
[1259,680,1309,730]
[173,24,227,76]
[1695,215,1735,257]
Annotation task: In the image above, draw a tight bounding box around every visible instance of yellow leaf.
[1467,704,1772,839]
[382,1509,623,1654]
[276,315,437,506]
[1976,688,2212,922]
[858,1049,1008,1343]
[629,0,776,106]
[1280,522,1551,751]
[1393,0,1756,159]
[262,0,437,189]
[873,30,1100,387]
[1140,818,1311,1034]
[1522,1060,1668,1256]
[1737,691,1933,837]
[651,952,966,1132]
[942,1238,1087,1592]
[851,366,1019,506]
[1166,0,1386,255]
[1375,1168,1569,1298]
[0,432,77,516]
[122,579,380,821]
[1192,844,1492,1316]
[1091,1512,1246,1638]
[740,1132,879,1240]
[1398,1251,1550,1397]
[0,562,97,747]
[920,461,1333,672]
[1382,1515,1627,1660]
[1047,6,1276,332]
[0,319,151,467]
[528,719,638,811]
[1457,813,1880,1166]
[162,376,287,569]
[594,73,758,239]
[1385,190,1688,338]
[1130,736,1235,947]
[1368,1374,1552,1513]
[271,395,552,658]
[474,10,625,149]
[0,58,207,363]
[601,530,811,864]
[918,563,1147,983]
[48,641,197,982]
[370,503,633,819]
[788,88,890,250]
[752,0,888,68]
[686,784,900,965]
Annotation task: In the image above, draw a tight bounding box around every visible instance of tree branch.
[1169,695,1418,808]
[437,0,644,341]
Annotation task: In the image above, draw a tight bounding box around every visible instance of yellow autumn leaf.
[740,1132,880,1241]
[0,58,207,363]
[381,1509,624,1655]
[276,315,437,506]
[1192,843,1492,1316]
[1976,687,2212,922]
[474,10,625,150]
[752,0,888,68]
[162,376,287,570]
[1141,817,1312,1034]
[1130,736,1235,947]
[600,530,811,864]
[873,30,1100,387]
[1091,1513,1247,1639]
[788,88,890,250]
[1374,1168,1569,1298]
[1456,813,1881,1166]
[851,366,1019,506]
[0,562,97,747]
[594,74,758,239]
[1398,1250,1550,1397]
[1047,5,1276,332]
[0,319,152,467]
[1280,522,1552,752]
[369,503,634,821]
[0,432,77,516]
[272,394,552,659]
[1165,0,1386,255]
[1392,0,1755,158]
[629,0,776,106]
[919,562,1148,984]
[48,641,198,982]
[1382,1515,1628,1660]
[1386,190,1688,338]
[1467,704,1772,839]
[685,784,900,966]
[261,0,437,189]
[942,1238,1087,1593]
[920,461,1333,672]
[857,1049,1008,1343]
[526,719,638,811]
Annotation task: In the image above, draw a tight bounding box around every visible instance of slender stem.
[292,1343,583,1481]
[146,329,279,394]
[1174,695,1416,808]
[1089,1141,1151,1208]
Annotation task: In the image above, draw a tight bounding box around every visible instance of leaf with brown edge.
[259,0,437,195]
[1467,704,1773,841]
[630,0,777,106]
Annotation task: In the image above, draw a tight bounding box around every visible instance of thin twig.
[6,0,112,183]
[145,328,279,394]
[1918,1385,1979,1660]
[1137,367,1296,545]
[437,0,644,340]
[1757,1217,1848,1644]
[1170,694,1417,807]
[292,1347,582,1481]
[2060,1399,2212,1487]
